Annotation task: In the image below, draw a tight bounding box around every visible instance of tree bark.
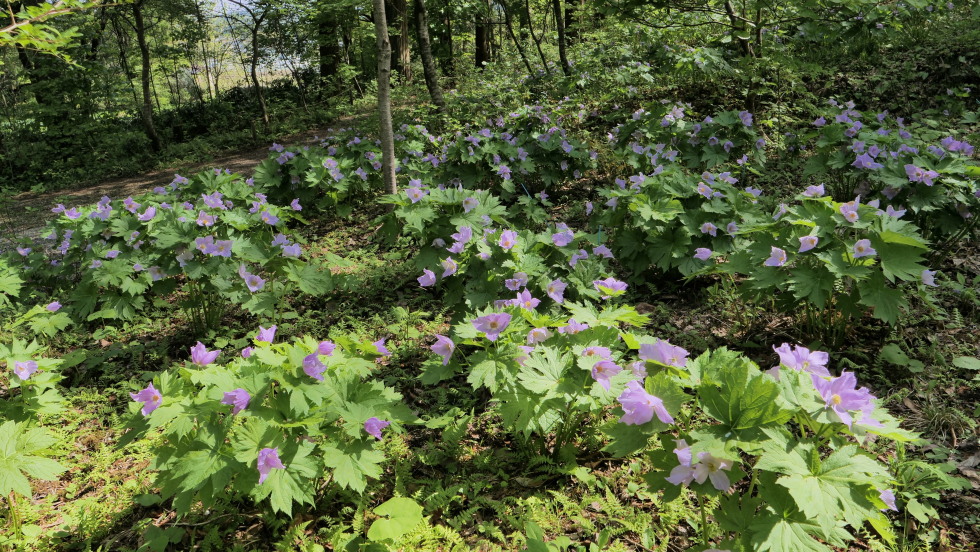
[132,0,162,152]
[502,0,533,77]
[474,10,490,69]
[551,0,570,76]
[387,0,411,81]
[523,0,549,73]
[372,0,397,195]
[413,0,444,112]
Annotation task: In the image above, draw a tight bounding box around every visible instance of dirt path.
[0,128,328,242]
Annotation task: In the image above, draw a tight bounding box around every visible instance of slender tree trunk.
[551,0,570,76]
[317,9,340,85]
[565,0,579,42]
[724,0,752,57]
[524,0,549,73]
[414,0,444,112]
[390,0,411,81]
[249,20,270,130]
[372,0,397,195]
[132,1,162,152]
[502,0,533,77]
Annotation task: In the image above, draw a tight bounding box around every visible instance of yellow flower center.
[831,394,842,405]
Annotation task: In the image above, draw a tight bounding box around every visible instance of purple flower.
[593,277,627,299]
[514,289,540,310]
[694,248,712,261]
[498,230,518,250]
[364,417,390,440]
[105,250,120,259]
[241,269,266,292]
[569,249,589,267]
[738,110,753,126]
[697,182,714,199]
[798,236,819,252]
[552,229,574,247]
[281,243,301,258]
[471,313,512,341]
[190,342,220,366]
[812,371,877,428]
[664,439,733,491]
[12,360,39,380]
[130,383,162,416]
[260,210,279,225]
[317,341,335,356]
[813,116,827,127]
[290,198,302,211]
[763,247,787,267]
[639,340,689,368]
[885,205,906,218]
[582,346,612,360]
[852,153,883,170]
[303,353,327,381]
[546,279,567,303]
[904,164,939,186]
[803,184,825,197]
[853,239,876,258]
[770,343,831,378]
[221,388,251,414]
[527,327,552,345]
[373,338,390,358]
[46,301,62,312]
[591,360,623,390]
[257,447,285,484]
[462,197,479,212]
[431,335,455,365]
[558,318,589,335]
[505,272,529,291]
[256,325,277,343]
[440,257,458,277]
[879,489,898,512]
[617,380,674,425]
[418,269,436,287]
[593,245,614,259]
[921,269,938,287]
[241,347,254,358]
[700,222,718,237]
[196,211,216,227]
[406,187,427,203]
[138,207,156,222]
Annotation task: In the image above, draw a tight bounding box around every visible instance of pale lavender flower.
[812,371,876,428]
[527,327,552,345]
[364,417,390,440]
[803,184,825,197]
[694,248,712,261]
[221,388,251,414]
[241,347,254,358]
[665,439,733,491]
[290,198,302,211]
[764,246,787,267]
[12,360,38,380]
[879,489,898,512]
[259,210,279,225]
[770,343,831,377]
[700,222,718,237]
[582,346,612,360]
[440,257,458,277]
[515,289,540,310]
[593,277,627,298]
[921,269,938,287]
[190,342,220,366]
[373,339,391,358]
[257,448,285,483]
[592,360,623,390]
[303,353,327,381]
[431,335,455,365]
[505,272,529,291]
[593,245,614,259]
[256,325,277,343]
[546,279,567,303]
[418,269,436,287]
[406,187,427,203]
[462,197,479,212]
[318,341,335,356]
[130,383,163,416]
[138,207,156,222]
[853,239,876,258]
[639,340,689,368]
[471,313,512,341]
[617,380,673,425]
[46,301,62,312]
[557,318,589,335]
[799,235,819,252]
[498,230,518,250]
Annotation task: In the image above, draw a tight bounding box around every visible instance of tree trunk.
[523,0,549,73]
[414,0,444,112]
[249,19,270,131]
[132,1,162,152]
[551,0,570,76]
[565,0,579,42]
[502,0,533,77]
[373,0,397,195]
[474,11,490,69]
[317,9,341,83]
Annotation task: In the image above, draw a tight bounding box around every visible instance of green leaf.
[857,273,907,324]
[749,516,833,552]
[321,442,384,493]
[952,356,980,370]
[699,355,793,432]
[367,497,424,541]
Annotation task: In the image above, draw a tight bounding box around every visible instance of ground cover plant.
[1,2,979,552]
